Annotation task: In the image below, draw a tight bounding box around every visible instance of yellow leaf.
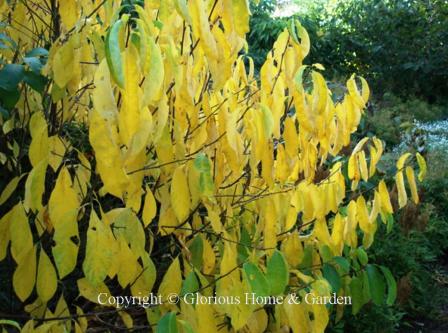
[284,116,298,158]
[29,111,49,167]
[311,293,329,333]
[232,0,250,37]
[397,152,411,170]
[0,209,12,261]
[347,75,366,108]
[0,174,25,206]
[112,208,146,258]
[116,238,139,287]
[89,108,128,198]
[189,0,218,60]
[118,311,133,329]
[416,153,427,182]
[93,59,118,121]
[9,203,33,262]
[130,252,156,296]
[142,186,157,227]
[83,211,115,286]
[158,206,178,236]
[378,180,393,214]
[48,136,66,172]
[77,278,112,306]
[158,257,182,302]
[36,248,58,302]
[244,309,268,333]
[263,198,277,253]
[405,166,419,204]
[58,0,79,30]
[171,166,191,222]
[396,171,407,209]
[283,296,310,333]
[24,159,47,213]
[76,306,88,331]
[281,231,303,267]
[202,236,216,275]
[13,245,36,302]
[49,167,80,278]
[118,45,141,146]
[196,302,218,333]
[52,39,75,88]
[54,294,71,332]
[347,154,357,180]
[142,37,164,107]
[356,196,370,234]
[358,150,369,182]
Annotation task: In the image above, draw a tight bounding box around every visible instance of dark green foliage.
[248,0,448,102]
[248,1,287,69]
[317,0,448,101]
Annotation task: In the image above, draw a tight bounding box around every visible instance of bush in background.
[249,0,448,102]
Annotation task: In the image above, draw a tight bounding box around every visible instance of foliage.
[248,0,287,68]
[0,0,427,332]
[249,0,448,101]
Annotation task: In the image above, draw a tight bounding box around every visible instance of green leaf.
[386,213,394,234]
[156,312,178,333]
[180,272,199,297]
[194,153,211,173]
[24,71,47,93]
[319,244,333,262]
[24,57,43,73]
[237,226,251,262]
[332,256,350,274]
[266,250,289,295]
[243,262,270,297]
[366,264,386,305]
[379,265,397,306]
[153,20,164,30]
[177,320,195,333]
[188,236,203,269]
[0,64,24,91]
[193,153,214,196]
[298,244,313,272]
[323,263,341,293]
[288,19,299,44]
[0,106,9,120]
[25,47,48,58]
[361,270,371,304]
[105,19,125,88]
[0,319,21,330]
[0,33,17,49]
[0,87,20,109]
[356,248,368,266]
[349,276,363,314]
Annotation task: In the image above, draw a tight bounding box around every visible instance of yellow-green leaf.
[13,245,36,302]
[36,248,58,302]
[171,166,191,222]
[142,186,157,227]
